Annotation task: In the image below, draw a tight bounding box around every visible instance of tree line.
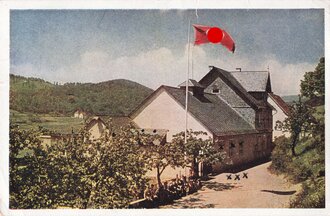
[10,75,153,116]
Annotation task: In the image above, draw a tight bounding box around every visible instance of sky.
[10,9,324,96]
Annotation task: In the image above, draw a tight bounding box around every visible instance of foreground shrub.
[290,177,325,208]
[269,136,292,174]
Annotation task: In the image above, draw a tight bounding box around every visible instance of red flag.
[193,24,235,53]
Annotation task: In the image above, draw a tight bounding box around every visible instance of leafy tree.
[171,130,226,178]
[269,136,292,173]
[279,57,325,157]
[300,57,325,99]
[281,96,313,156]
[9,125,48,208]
[142,133,185,188]
[10,124,149,209]
[270,57,325,208]
[143,130,226,187]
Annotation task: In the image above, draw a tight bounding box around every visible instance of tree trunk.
[156,166,162,188]
[291,143,296,157]
[291,133,299,156]
[192,158,198,178]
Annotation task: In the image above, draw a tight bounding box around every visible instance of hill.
[281,95,299,104]
[10,74,153,116]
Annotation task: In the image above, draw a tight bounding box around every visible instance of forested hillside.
[10,74,153,116]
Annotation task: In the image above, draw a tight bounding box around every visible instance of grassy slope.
[10,110,85,134]
[286,105,324,207]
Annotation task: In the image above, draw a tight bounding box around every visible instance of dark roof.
[268,93,290,115]
[199,67,265,109]
[94,116,136,129]
[163,86,256,136]
[231,71,270,92]
[178,79,205,88]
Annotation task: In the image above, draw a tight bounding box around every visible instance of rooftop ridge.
[229,71,268,73]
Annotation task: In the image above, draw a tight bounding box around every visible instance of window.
[239,141,244,155]
[254,143,259,152]
[256,113,262,128]
[257,135,262,146]
[217,140,225,150]
[229,140,235,156]
[212,88,220,94]
[255,136,262,152]
[275,120,283,131]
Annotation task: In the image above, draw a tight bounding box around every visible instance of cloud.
[11,46,316,96]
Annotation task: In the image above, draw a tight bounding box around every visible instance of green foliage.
[270,57,325,208]
[281,96,313,156]
[300,57,325,99]
[142,130,226,186]
[10,74,153,116]
[10,110,85,134]
[269,136,292,174]
[171,130,226,177]
[290,177,325,208]
[142,133,185,187]
[10,124,148,209]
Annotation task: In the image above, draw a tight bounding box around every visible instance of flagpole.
[185,19,191,145]
[192,8,198,80]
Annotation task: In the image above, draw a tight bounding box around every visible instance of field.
[10,110,85,134]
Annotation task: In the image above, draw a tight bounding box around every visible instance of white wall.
[133,89,212,141]
[88,121,106,140]
[267,97,290,139]
[133,89,212,180]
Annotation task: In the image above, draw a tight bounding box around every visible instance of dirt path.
[161,162,300,208]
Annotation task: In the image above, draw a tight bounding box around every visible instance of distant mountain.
[281,95,299,104]
[10,74,153,116]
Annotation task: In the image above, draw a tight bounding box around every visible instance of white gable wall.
[133,89,212,179]
[267,97,290,139]
[133,89,212,141]
[88,121,106,140]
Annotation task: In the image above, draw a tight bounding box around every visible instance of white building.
[267,93,291,140]
[73,109,87,119]
[130,66,274,177]
[85,117,107,140]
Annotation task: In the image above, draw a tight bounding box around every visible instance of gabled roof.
[268,93,290,115]
[231,71,271,92]
[93,116,138,129]
[178,79,205,88]
[130,85,257,136]
[85,116,106,131]
[199,67,265,109]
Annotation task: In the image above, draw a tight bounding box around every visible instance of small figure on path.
[234,174,240,181]
[226,174,232,180]
[243,172,248,179]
